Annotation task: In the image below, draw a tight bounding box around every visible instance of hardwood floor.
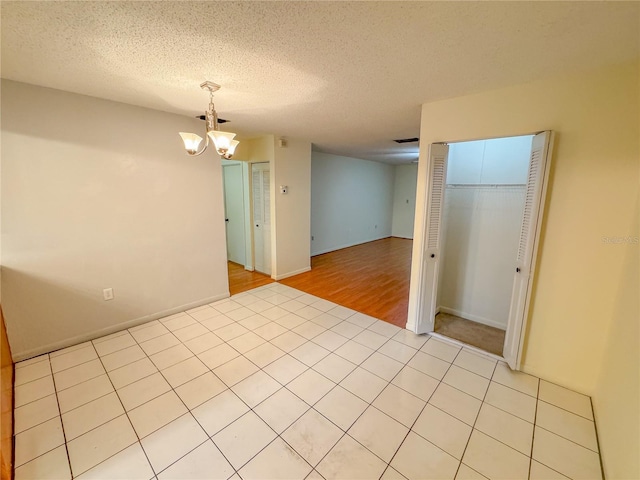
[281,237,412,327]
[228,261,274,295]
[1,307,13,480]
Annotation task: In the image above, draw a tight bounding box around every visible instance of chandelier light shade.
[178,132,203,155]
[179,81,239,159]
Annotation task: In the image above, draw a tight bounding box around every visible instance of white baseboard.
[438,306,506,330]
[391,235,413,240]
[13,292,230,362]
[273,266,311,281]
[428,332,505,362]
[244,265,254,272]
[311,235,391,257]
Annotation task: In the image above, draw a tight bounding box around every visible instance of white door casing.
[414,143,449,334]
[503,131,553,369]
[410,133,553,371]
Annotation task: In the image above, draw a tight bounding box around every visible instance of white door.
[415,143,449,334]
[223,165,246,265]
[503,131,553,369]
[252,163,271,275]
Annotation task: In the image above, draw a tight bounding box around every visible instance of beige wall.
[272,138,312,279]
[232,135,311,280]
[1,81,230,360]
[414,62,639,478]
[592,194,639,479]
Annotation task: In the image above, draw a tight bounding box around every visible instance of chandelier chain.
[208,90,215,112]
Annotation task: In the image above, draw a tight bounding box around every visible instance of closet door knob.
[430,254,435,258]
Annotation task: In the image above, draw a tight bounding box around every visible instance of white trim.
[244,265,254,272]
[514,132,555,369]
[272,266,311,281]
[391,235,413,240]
[311,235,391,257]
[12,292,230,362]
[428,332,505,362]
[437,306,506,331]
[406,141,432,333]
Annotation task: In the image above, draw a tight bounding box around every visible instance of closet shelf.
[446,183,526,188]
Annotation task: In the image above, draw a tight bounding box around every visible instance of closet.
[252,162,272,275]
[435,135,533,355]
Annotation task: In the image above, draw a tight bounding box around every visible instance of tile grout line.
[214,311,404,477]
[13,361,70,475]
[220,285,600,478]
[373,335,431,479]
[239,311,497,480]
[533,424,601,454]
[14,354,50,371]
[50,345,78,479]
[78,317,239,478]
[526,378,598,479]
[13,381,56,410]
[123,320,244,478]
[17,285,304,478]
[535,396,597,422]
[460,359,561,476]
[15,283,600,480]
[308,333,460,477]
[450,347,494,479]
[528,378,542,480]
[85,337,158,479]
[385,337,462,479]
[13,370,52,389]
[19,333,441,470]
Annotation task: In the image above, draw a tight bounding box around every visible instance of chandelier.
[179,81,239,159]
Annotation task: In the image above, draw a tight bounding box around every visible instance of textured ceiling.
[2,1,639,164]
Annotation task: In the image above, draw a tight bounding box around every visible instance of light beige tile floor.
[13,283,603,480]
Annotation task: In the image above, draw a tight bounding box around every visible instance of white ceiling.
[2,1,638,164]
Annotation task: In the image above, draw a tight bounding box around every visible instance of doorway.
[410,131,553,369]
[223,160,274,294]
[222,164,246,266]
[435,135,533,356]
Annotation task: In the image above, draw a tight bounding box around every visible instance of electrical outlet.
[103,288,114,301]
[311,236,315,241]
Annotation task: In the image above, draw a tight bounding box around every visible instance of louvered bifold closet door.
[262,170,271,225]
[504,131,553,369]
[252,165,265,273]
[261,167,272,275]
[417,143,449,334]
[252,169,263,225]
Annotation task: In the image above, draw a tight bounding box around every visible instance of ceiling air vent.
[393,137,419,144]
[196,115,229,123]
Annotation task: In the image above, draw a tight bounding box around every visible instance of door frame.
[222,163,247,266]
[407,131,554,370]
[222,159,254,271]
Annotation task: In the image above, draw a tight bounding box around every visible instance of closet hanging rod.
[446,183,526,188]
